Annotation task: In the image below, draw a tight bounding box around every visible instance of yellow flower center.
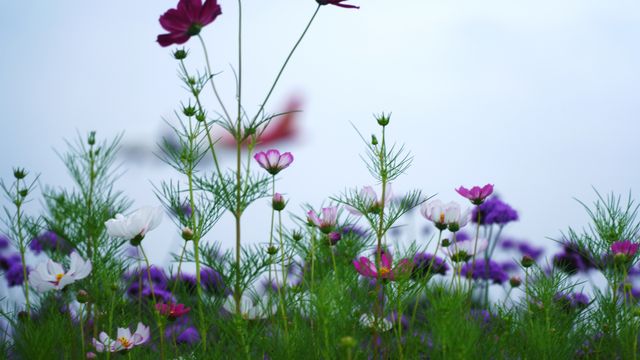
[54,273,64,285]
[118,337,132,348]
[379,267,391,277]
[438,213,445,223]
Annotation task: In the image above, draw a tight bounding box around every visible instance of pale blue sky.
[1,1,640,265]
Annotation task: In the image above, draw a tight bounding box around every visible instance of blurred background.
[1,0,639,274]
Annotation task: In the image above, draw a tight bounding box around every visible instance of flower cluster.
[471,196,518,225]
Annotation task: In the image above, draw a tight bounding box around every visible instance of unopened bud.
[88,131,96,146]
[183,104,197,117]
[509,276,522,288]
[18,189,28,198]
[173,48,188,60]
[376,113,390,127]
[77,290,90,304]
[272,193,286,211]
[13,168,27,180]
[182,227,194,241]
[340,336,357,348]
[328,232,341,246]
[371,135,378,146]
[292,230,303,242]
[441,238,451,247]
[195,111,206,122]
[447,222,460,233]
[521,255,535,268]
[267,245,278,256]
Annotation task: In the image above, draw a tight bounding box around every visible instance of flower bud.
[371,135,378,146]
[376,113,390,127]
[521,255,535,268]
[447,222,460,233]
[509,276,522,288]
[292,230,303,242]
[130,234,144,247]
[441,238,451,247]
[87,131,96,146]
[272,193,286,212]
[183,104,197,117]
[328,232,341,246]
[77,289,90,304]
[173,48,188,60]
[18,189,28,198]
[13,168,26,180]
[195,111,206,122]
[267,245,278,256]
[182,227,194,241]
[340,336,357,348]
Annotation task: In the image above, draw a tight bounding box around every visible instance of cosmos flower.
[92,323,150,352]
[460,260,509,284]
[307,207,338,234]
[157,0,222,47]
[455,184,494,205]
[346,184,393,216]
[420,200,470,232]
[353,249,413,281]
[254,149,294,175]
[316,0,360,9]
[29,231,71,255]
[156,303,191,321]
[105,207,163,245]
[611,240,639,258]
[411,253,449,279]
[28,252,92,292]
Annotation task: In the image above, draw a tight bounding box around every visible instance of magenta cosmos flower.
[611,240,639,257]
[316,0,360,9]
[254,149,294,175]
[456,184,494,205]
[308,207,338,234]
[353,249,412,281]
[157,0,222,47]
[156,303,191,321]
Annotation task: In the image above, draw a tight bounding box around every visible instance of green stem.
[139,245,165,360]
[409,230,443,331]
[250,5,320,125]
[15,179,30,320]
[197,35,232,123]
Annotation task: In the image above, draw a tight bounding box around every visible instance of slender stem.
[197,35,232,123]
[410,229,443,331]
[233,0,244,314]
[469,209,482,292]
[373,125,388,356]
[79,303,86,356]
[15,179,30,320]
[269,177,276,285]
[251,5,321,125]
[139,245,165,360]
[170,242,188,296]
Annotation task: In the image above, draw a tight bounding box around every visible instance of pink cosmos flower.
[308,207,338,234]
[157,0,222,47]
[346,184,393,216]
[156,303,191,321]
[254,149,294,175]
[455,184,494,205]
[316,0,360,9]
[353,249,413,281]
[420,199,470,232]
[611,240,639,257]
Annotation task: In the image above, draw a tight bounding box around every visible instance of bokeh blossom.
[411,253,449,279]
[461,260,509,284]
[307,207,338,234]
[471,196,518,225]
[28,252,92,292]
[157,0,222,47]
[254,149,293,175]
[346,184,393,216]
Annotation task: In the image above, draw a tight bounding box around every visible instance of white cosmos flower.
[105,206,163,242]
[222,294,276,320]
[421,200,470,231]
[28,252,92,292]
[92,322,150,353]
[359,314,393,332]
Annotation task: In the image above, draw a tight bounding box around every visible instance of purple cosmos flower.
[307,207,338,234]
[461,260,509,284]
[455,184,494,205]
[157,0,222,47]
[517,241,545,260]
[554,292,590,311]
[553,243,595,275]
[254,149,294,175]
[165,325,200,345]
[200,267,229,295]
[316,0,359,8]
[471,196,518,225]
[611,240,639,257]
[353,249,413,281]
[411,253,449,279]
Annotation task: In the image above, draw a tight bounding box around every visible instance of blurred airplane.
[119,96,303,165]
